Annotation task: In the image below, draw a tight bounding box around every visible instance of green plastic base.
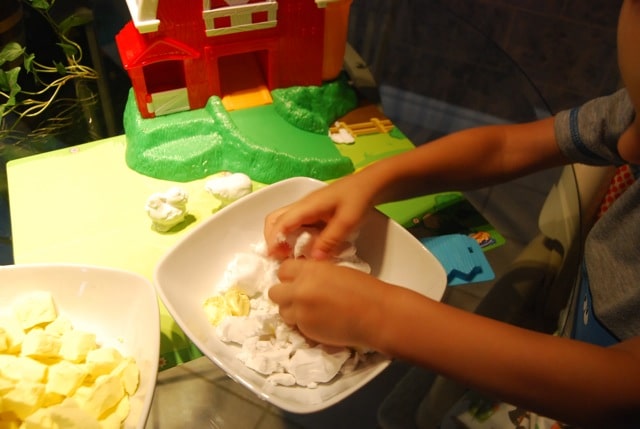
[123,80,358,184]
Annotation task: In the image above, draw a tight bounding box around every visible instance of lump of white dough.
[205,233,373,389]
[145,186,189,232]
[285,346,352,387]
[205,172,252,205]
[277,227,371,273]
[220,252,279,296]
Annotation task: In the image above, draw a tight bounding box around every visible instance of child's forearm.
[369,285,640,427]
[358,117,565,204]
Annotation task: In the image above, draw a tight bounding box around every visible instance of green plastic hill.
[123,79,358,184]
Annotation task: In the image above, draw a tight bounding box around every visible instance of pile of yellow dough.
[0,291,140,428]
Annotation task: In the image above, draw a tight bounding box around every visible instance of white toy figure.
[205,172,252,205]
[145,186,189,232]
[329,126,355,144]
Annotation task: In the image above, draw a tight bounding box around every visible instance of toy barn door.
[143,59,191,116]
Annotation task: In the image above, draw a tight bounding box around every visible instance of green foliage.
[0,0,98,142]
[29,0,51,11]
[0,43,25,67]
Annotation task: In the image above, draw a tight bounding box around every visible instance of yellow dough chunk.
[46,360,88,397]
[59,330,97,363]
[0,316,25,354]
[13,291,57,330]
[72,375,124,419]
[20,329,61,360]
[0,292,141,427]
[85,348,123,380]
[110,357,140,396]
[203,287,250,325]
[0,356,47,383]
[2,380,45,420]
[22,398,101,429]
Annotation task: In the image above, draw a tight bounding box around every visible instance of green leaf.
[57,42,78,58]
[0,43,25,67]
[23,53,35,73]
[7,92,17,107]
[59,12,93,35]
[0,68,21,94]
[54,61,67,75]
[6,69,21,105]
[26,0,52,11]
[0,71,7,91]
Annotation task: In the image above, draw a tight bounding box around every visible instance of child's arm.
[266,117,568,259]
[270,259,640,428]
[375,283,640,428]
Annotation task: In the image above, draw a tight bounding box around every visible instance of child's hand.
[268,259,387,348]
[264,177,373,260]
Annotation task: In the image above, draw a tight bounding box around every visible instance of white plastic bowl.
[0,263,160,428]
[154,176,446,413]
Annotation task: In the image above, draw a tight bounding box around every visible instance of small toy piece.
[329,126,355,144]
[205,172,253,205]
[145,187,189,232]
[421,234,495,286]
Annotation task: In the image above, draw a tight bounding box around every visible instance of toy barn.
[116,0,352,118]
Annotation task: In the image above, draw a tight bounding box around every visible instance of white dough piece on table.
[145,186,189,232]
[205,172,253,204]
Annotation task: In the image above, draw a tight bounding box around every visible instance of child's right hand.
[268,258,390,349]
[264,175,375,260]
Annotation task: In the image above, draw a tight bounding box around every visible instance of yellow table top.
[8,132,447,369]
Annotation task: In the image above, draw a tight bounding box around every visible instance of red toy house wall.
[275,0,325,88]
[118,0,327,118]
[155,0,210,111]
